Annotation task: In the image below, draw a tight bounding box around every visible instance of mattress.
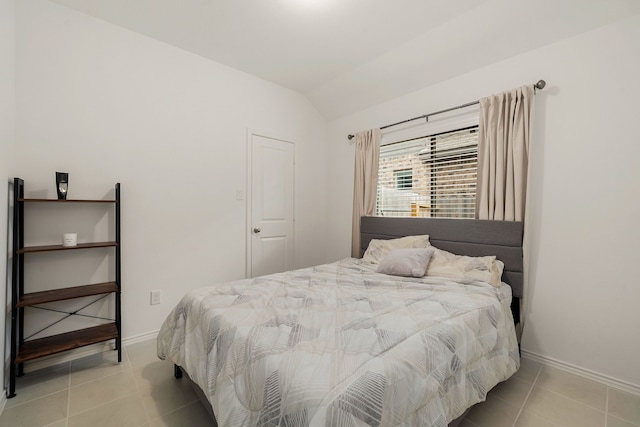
[157,258,519,426]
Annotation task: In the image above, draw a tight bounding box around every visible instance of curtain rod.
[347,80,546,140]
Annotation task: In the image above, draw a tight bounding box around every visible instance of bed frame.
[175,216,525,426]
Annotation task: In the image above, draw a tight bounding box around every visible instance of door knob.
[253,227,261,233]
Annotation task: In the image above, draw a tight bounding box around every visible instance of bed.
[157,216,523,426]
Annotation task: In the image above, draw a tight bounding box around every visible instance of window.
[395,169,413,190]
[376,126,478,218]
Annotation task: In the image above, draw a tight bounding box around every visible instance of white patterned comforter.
[157,258,519,426]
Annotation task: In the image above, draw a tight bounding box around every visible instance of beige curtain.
[476,86,534,221]
[351,128,381,257]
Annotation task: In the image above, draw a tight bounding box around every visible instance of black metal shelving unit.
[7,178,122,398]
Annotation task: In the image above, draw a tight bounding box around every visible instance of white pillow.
[426,247,504,287]
[376,248,435,278]
[362,235,430,264]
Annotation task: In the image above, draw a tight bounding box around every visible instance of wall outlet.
[150,290,162,305]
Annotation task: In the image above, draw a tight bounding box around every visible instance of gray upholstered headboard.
[360,216,524,299]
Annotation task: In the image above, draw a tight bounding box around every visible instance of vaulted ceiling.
[52,0,640,119]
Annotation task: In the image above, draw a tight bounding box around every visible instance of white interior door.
[249,133,294,278]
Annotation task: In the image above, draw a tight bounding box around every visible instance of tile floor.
[1,339,639,427]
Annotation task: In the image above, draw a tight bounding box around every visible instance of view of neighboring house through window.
[395,169,413,190]
[377,126,478,218]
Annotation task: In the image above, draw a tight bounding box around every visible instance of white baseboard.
[0,394,6,417]
[122,330,159,347]
[521,349,640,396]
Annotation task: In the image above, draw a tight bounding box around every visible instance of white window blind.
[376,126,478,218]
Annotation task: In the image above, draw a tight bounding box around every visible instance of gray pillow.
[376,248,435,278]
[362,235,430,264]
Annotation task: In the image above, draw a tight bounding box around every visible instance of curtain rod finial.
[348,134,355,140]
[534,80,546,90]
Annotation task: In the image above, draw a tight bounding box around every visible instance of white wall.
[1,0,16,398]
[7,0,640,397]
[13,0,327,346]
[325,15,640,389]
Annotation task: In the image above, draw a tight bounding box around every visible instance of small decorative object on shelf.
[62,233,77,247]
[55,172,69,200]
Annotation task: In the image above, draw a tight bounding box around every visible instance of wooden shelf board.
[16,323,119,364]
[17,282,118,307]
[17,242,118,254]
[18,198,117,203]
